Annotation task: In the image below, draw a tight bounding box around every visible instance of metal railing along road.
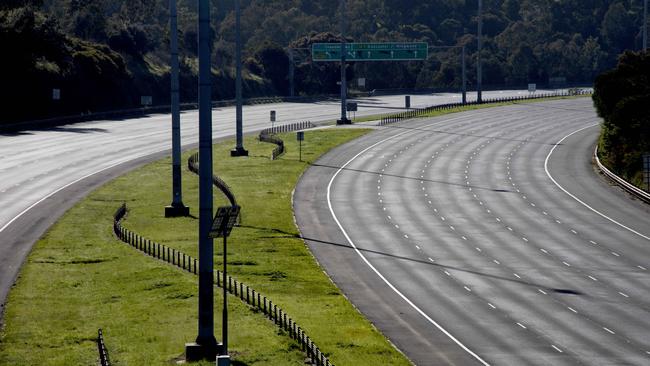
[595,146,650,204]
[258,121,315,160]
[112,204,334,366]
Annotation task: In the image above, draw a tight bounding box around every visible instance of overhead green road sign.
[312,42,428,62]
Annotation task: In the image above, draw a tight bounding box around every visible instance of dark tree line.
[1,0,648,123]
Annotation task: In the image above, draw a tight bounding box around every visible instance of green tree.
[593,51,650,186]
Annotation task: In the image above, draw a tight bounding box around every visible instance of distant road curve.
[294,98,650,365]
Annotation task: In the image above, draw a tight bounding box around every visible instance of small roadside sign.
[297,131,305,162]
[52,88,61,100]
[358,78,366,88]
[528,83,536,93]
[270,110,276,122]
[346,102,357,112]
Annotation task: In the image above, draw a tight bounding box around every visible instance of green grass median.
[0,128,412,366]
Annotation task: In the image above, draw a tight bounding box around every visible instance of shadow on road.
[237,224,583,296]
[301,235,584,296]
[309,162,515,193]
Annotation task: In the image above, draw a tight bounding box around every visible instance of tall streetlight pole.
[337,0,351,124]
[186,0,217,361]
[165,0,189,217]
[231,0,248,156]
[462,45,467,104]
[477,0,483,103]
[643,0,648,51]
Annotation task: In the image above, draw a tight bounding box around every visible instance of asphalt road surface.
[0,90,538,322]
[295,98,650,366]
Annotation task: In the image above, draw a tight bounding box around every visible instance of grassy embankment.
[0,128,416,366]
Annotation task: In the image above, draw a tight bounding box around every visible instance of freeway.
[0,90,534,322]
[294,98,650,365]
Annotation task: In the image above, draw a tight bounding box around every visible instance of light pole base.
[336,118,352,125]
[217,355,231,366]
[185,342,222,362]
[165,204,190,217]
[230,147,249,157]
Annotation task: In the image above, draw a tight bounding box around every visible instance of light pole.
[231,0,248,156]
[462,45,467,104]
[337,0,351,124]
[477,0,483,103]
[185,0,218,361]
[165,0,190,217]
[643,0,648,51]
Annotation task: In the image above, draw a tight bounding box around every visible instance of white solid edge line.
[544,124,650,241]
[326,129,491,366]
[0,148,170,234]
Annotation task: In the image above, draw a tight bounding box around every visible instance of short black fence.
[97,328,111,366]
[188,152,238,209]
[259,121,315,160]
[113,204,333,366]
[378,89,592,126]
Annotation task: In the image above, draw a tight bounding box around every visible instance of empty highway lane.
[295,98,650,365]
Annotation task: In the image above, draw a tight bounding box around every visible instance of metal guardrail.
[378,90,592,126]
[594,147,650,204]
[259,121,315,160]
[97,328,111,366]
[112,204,334,366]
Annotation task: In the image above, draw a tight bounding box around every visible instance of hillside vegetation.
[1,0,646,122]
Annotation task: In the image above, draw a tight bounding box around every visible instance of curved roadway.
[294,98,650,365]
[0,90,537,322]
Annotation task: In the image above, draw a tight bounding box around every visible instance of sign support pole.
[337,0,351,125]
